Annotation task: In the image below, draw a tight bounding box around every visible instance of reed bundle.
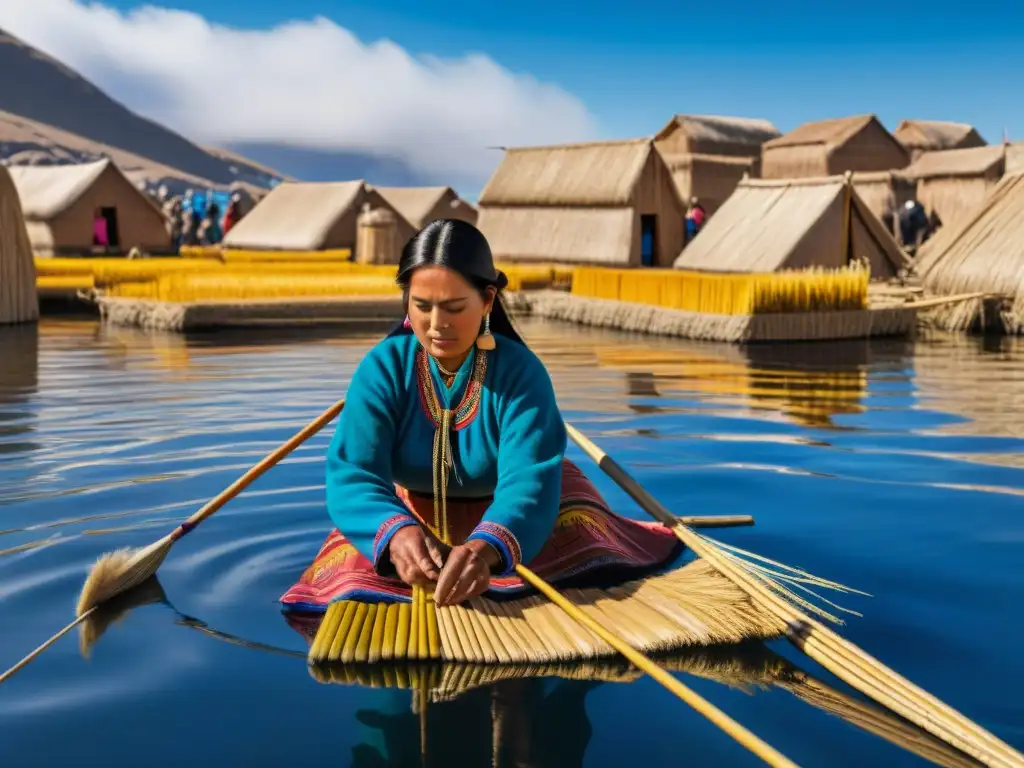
[220,248,353,263]
[177,245,224,260]
[36,274,95,293]
[565,425,1024,768]
[308,559,781,665]
[103,273,400,302]
[572,265,869,315]
[34,257,221,282]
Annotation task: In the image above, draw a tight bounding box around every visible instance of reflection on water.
[0,317,1021,767]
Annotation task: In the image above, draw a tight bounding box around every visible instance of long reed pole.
[564,422,1024,768]
[0,398,346,685]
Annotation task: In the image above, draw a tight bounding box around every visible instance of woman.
[280,220,680,617]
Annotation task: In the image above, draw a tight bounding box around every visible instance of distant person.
[222,193,243,234]
[92,209,109,249]
[898,199,934,253]
[163,196,184,250]
[685,200,706,241]
[181,208,201,247]
[199,201,223,245]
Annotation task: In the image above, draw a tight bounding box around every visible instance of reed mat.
[306,559,784,666]
[572,265,869,315]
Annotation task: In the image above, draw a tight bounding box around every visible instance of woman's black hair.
[386,219,525,345]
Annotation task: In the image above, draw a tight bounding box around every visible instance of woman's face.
[407,266,495,366]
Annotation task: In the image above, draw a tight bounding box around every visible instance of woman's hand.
[387,525,445,587]
[434,540,501,606]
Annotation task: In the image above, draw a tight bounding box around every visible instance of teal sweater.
[325,332,567,576]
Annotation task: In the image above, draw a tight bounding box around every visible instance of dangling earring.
[403,315,412,329]
[476,312,496,350]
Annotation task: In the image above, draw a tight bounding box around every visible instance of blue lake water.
[0,316,1021,767]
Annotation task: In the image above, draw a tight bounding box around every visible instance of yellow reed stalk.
[571,265,869,315]
[219,249,353,263]
[104,273,401,302]
[178,245,224,260]
[563,422,1024,768]
[36,275,95,292]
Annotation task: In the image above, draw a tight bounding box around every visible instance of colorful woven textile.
[280,459,681,612]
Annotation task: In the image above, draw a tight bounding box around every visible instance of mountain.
[0,27,478,200]
[0,28,285,194]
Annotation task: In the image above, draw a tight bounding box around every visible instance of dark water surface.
[0,317,1021,767]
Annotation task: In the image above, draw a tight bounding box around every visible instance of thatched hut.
[476,139,686,267]
[893,120,986,162]
[372,186,478,230]
[222,180,415,257]
[673,176,907,279]
[8,159,172,255]
[761,115,910,179]
[0,164,37,324]
[653,114,780,217]
[915,171,1024,334]
[904,145,1007,230]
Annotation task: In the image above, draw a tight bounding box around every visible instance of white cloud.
[0,0,599,184]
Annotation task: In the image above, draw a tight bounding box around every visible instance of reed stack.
[0,165,38,324]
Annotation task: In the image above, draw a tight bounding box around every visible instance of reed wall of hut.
[222,180,415,256]
[0,164,38,324]
[658,152,757,217]
[905,145,1006,230]
[673,176,906,279]
[373,186,478,230]
[476,139,686,266]
[915,171,1024,331]
[893,120,986,162]
[9,159,171,256]
[761,115,910,180]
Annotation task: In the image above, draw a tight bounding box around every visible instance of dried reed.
[572,265,869,315]
[564,423,1024,768]
[307,558,783,666]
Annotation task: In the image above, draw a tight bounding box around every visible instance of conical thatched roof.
[673,176,907,278]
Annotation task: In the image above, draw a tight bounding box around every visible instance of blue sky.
[95,0,1024,144]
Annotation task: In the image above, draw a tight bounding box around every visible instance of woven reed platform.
[95,294,404,331]
[511,291,918,343]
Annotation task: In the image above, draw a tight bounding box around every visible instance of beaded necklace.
[415,346,488,544]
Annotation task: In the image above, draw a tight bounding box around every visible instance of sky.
[2,0,1023,196]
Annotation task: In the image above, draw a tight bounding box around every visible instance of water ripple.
[0,319,1021,765]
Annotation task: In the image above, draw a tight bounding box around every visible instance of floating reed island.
[497,173,921,343]
[33,250,571,331]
